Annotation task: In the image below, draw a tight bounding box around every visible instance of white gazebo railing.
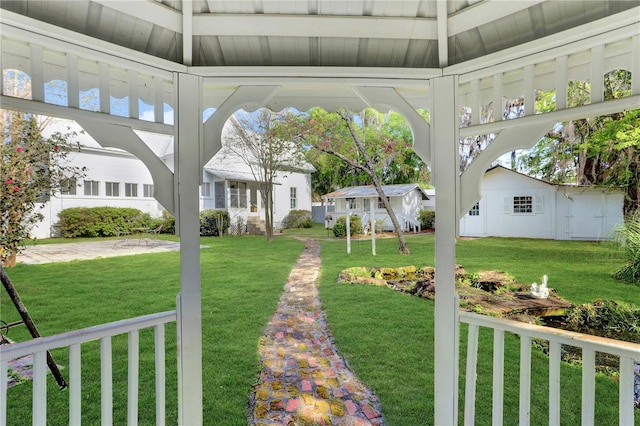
[0,310,176,426]
[460,311,640,426]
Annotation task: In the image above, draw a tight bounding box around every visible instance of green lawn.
[2,233,638,425]
[318,235,639,425]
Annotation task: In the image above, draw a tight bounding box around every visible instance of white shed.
[459,166,624,240]
[322,183,429,232]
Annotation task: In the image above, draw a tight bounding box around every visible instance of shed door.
[567,194,604,239]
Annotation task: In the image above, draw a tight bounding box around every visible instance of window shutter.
[534,195,544,214]
[503,197,512,214]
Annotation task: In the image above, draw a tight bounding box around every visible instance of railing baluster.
[618,356,634,425]
[101,336,113,426]
[155,324,166,426]
[548,341,561,425]
[0,358,8,426]
[464,323,479,425]
[69,343,82,426]
[519,335,532,426]
[32,351,47,425]
[581,347,596,425]
[493,329,504,426]
[128,330,139,426]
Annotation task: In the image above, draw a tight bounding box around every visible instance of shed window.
[513,196,532,213]
[345,198,356,210]
[469,202,480,216]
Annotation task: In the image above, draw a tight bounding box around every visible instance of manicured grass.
[2,235,303,426]
[318,235,639,425]
[2,234,638,425]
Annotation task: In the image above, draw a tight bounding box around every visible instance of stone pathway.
[248,238,385,426]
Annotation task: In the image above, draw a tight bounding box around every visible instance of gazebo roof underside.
[2,0,637,69]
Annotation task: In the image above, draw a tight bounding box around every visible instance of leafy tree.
[518,70,639,216]
[223,109,307,242]
[282,107,421,254]
[1,111,86,267]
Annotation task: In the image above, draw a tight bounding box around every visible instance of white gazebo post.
[346,200,351,254]
[432,75,460,425]
[370,197,376,256]
[175,72,203,425]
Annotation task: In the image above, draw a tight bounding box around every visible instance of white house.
[200,122,315,232]
[459,166,625,240]
[33,118,314,238]
[322,183,429,232]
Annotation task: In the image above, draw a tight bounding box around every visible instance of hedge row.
[58,207,163,238]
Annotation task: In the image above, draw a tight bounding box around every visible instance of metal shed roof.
[323,183,428,199]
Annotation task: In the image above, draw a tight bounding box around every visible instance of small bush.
[419,210,435,229]
[283,210,314,229]
[161,210,175,234]
[58,207,148,238]
[564,300,640,335]
[613,210,640,286]
[333,215,363,237]
[200,209,230,236]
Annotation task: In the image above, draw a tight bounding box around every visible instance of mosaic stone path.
[248,238,385,426]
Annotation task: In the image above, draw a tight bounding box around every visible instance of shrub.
[161,210,175,234]
[58,207,146,238]
[200,209,230,236]
[333,214,363,237]
[613,210,640,286]
[283,210,314,229]
[419,210,435,230]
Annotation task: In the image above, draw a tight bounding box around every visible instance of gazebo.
[1,1,638,424]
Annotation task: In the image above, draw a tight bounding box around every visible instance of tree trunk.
[2,252,17,268]
[339,110,410,254]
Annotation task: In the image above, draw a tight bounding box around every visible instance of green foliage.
[1,113,86,265]
[160,210,175,234]
[199,209,230,236]
[613,210,640,285]
[418,210,436,229]
[518,70,639,215]
[564,300,640,335]
[332,214,362,237]
[58,207,149,237]
[282,209,314,228]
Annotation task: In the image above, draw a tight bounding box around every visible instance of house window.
[363,198,370,211]
[230,181,247,208]
[215,181,225,208]
[105,182,120,197]
[125,183,138,197]
[513,196,532,213]
[84,180,99,196]
[469,202,480,216]
[290,187,297,209]
[377,197,389,209]
[201,182,211,197]
[346,198,356,210]
[143,184,154,197]
[60,178,77,195]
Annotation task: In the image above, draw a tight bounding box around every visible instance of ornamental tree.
[1,111,86,267]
